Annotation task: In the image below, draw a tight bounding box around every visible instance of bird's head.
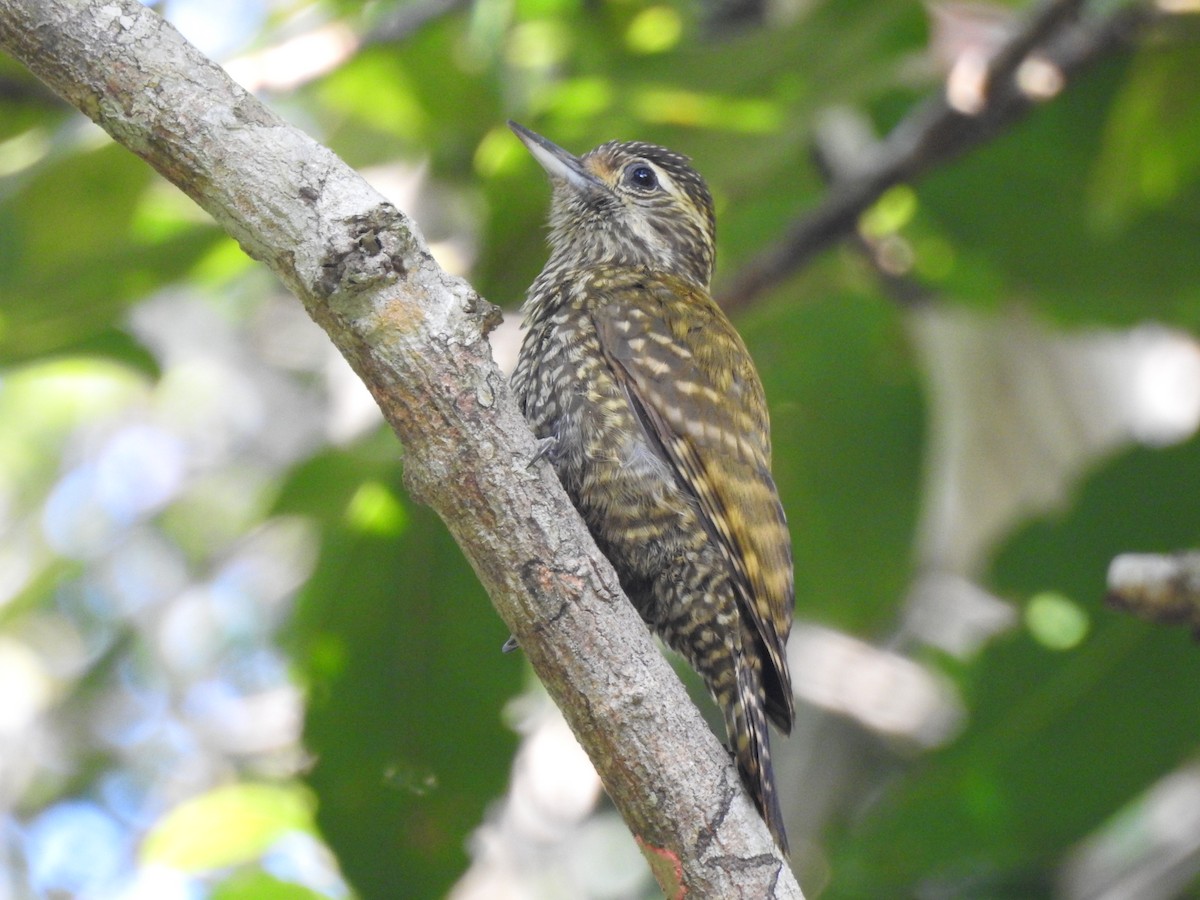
[509,121,716,290]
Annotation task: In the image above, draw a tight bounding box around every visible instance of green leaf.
[141,783,316,872]
[278,446,522,898]
[0,143,223,363]
[1088,43,1200,233]
[828,437,1200,895]
[915,53,1200,329]
[211,869,329,900]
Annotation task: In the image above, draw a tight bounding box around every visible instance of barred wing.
[592,272,795,730]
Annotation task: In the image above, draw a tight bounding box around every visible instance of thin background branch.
[1108,551,1200,634]
[718,0,1156,313]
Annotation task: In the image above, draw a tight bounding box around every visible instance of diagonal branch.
[717,0,1154,313]
[0,0,801,896]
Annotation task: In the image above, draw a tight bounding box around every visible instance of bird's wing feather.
[591,272,795,729]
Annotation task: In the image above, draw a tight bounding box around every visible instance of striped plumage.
[507,122,795,851]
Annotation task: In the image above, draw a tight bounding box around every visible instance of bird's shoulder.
[577,267,772,461]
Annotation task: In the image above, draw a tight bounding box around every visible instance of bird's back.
[512,263,794,731]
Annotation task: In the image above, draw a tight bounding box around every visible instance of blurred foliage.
[278,446,523,898]
[142,783,317,871]
[832,439,1200,898]
[2,0,1200,898]
[918,56,1200,328]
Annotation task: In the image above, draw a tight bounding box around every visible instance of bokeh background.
[2,0,1200,897]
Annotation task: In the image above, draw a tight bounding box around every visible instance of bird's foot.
[527,435,559,469]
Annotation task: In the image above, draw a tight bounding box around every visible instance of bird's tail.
[722,649,788,854]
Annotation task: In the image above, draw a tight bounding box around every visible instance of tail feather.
[726,648,788,854]
[657,567,790,853]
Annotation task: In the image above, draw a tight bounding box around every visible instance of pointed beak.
[508,121,603,194]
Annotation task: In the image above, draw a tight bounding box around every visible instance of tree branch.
[1108,552,1200,635]
[717,0,1154,313]
[0,0,800,895]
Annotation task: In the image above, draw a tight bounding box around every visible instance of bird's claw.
[527,436,558,469]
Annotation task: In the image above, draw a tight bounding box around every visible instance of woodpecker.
[508,121,795,851]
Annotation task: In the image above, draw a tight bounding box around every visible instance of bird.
[507,120,795,852]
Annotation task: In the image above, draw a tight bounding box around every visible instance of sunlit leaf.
[344,480,408,536]
[211,869,328,900]
[280,449,521,897]
[141,784,316,872]
[1089,43,1200,233]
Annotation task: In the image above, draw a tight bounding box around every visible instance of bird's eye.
[626,164,659,191]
